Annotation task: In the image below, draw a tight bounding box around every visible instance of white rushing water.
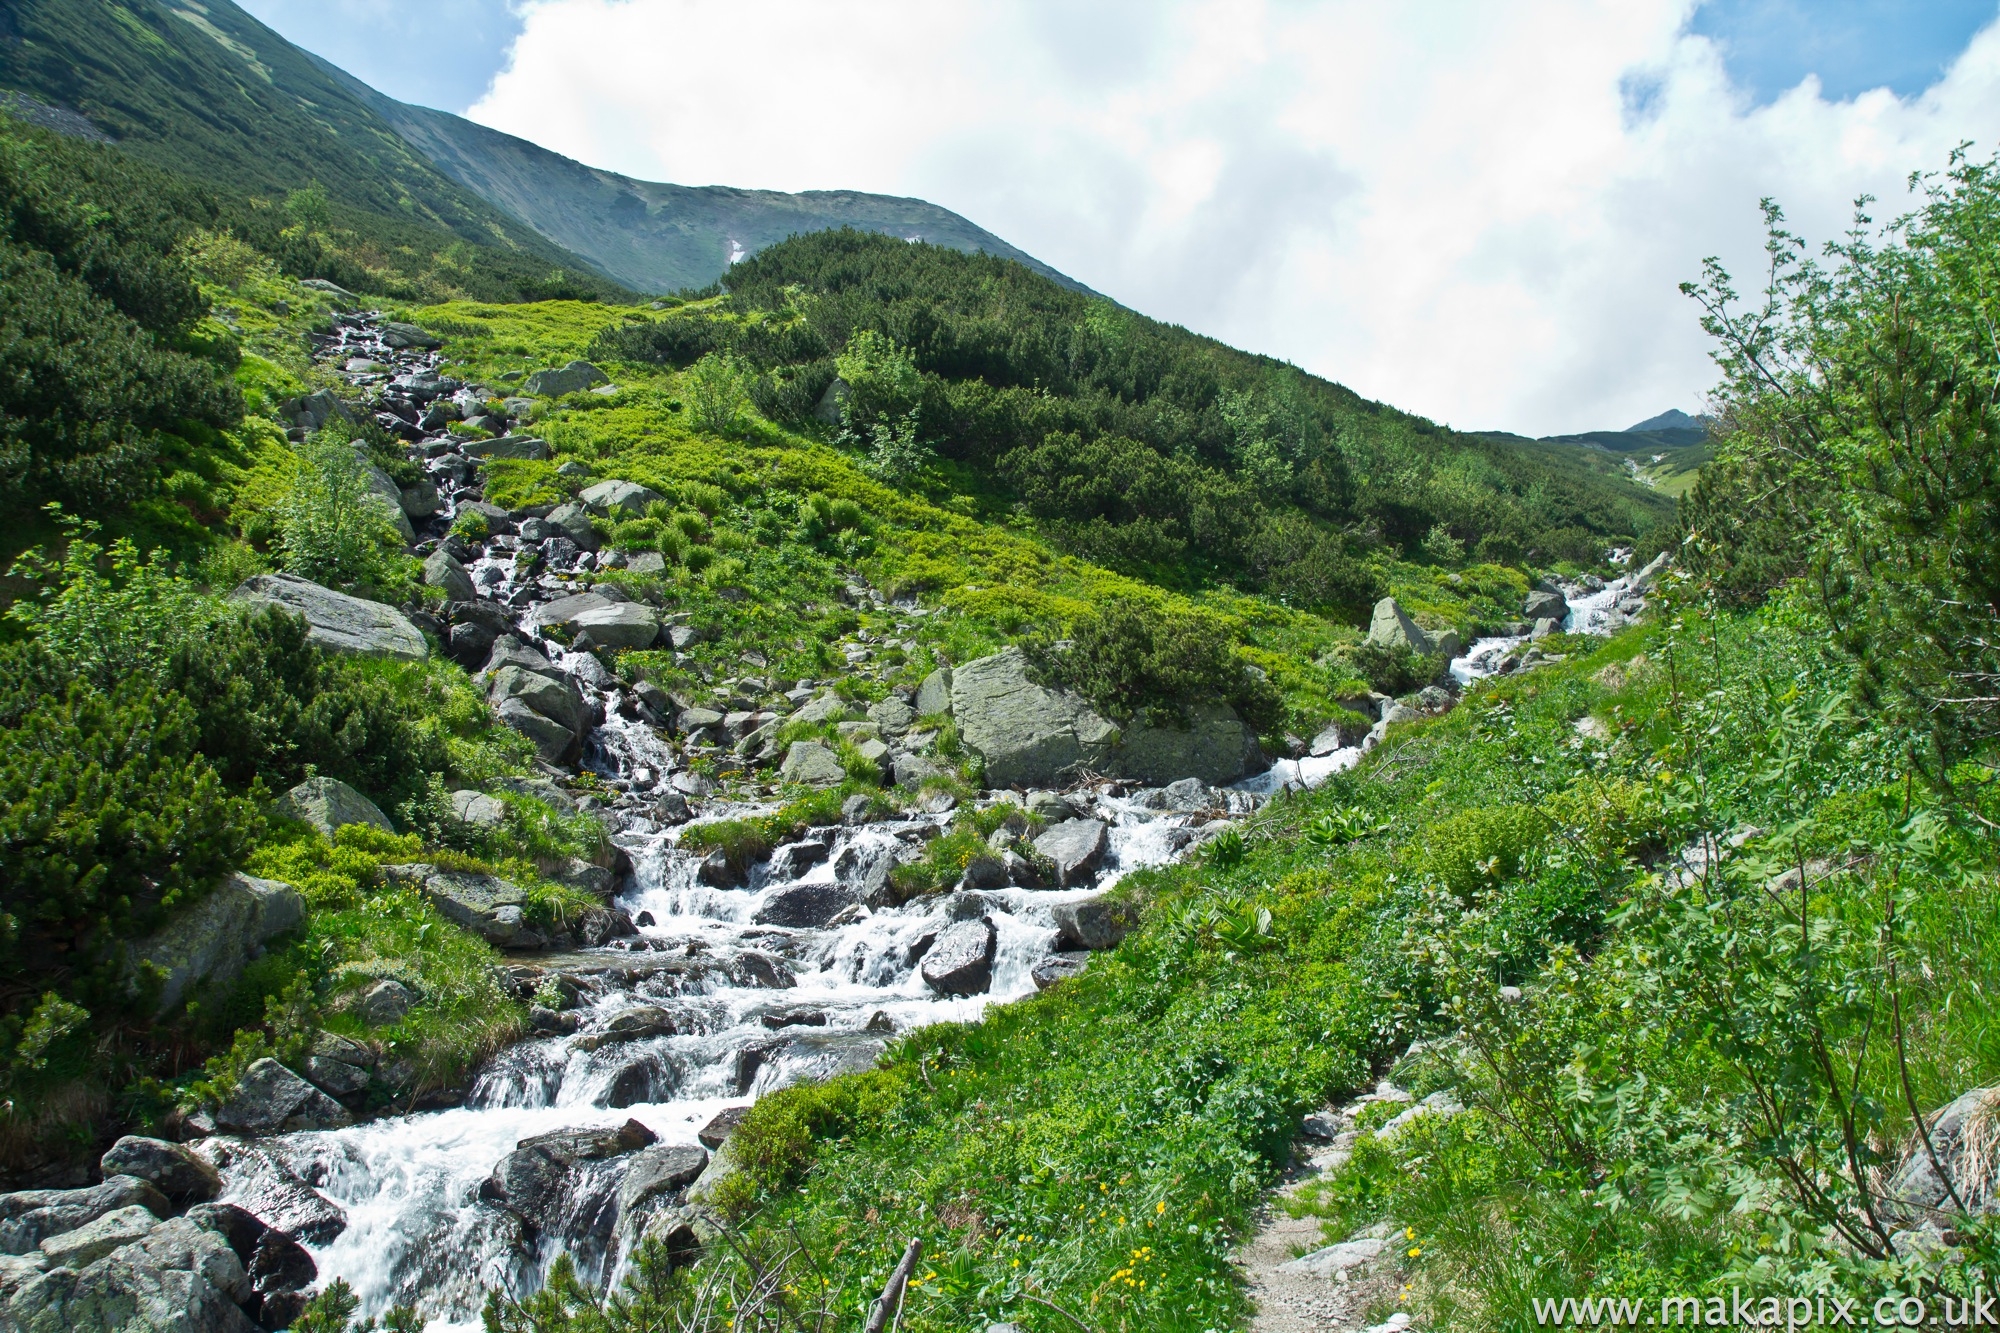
[217,783,1270,1329]
[212,313,1653,1328]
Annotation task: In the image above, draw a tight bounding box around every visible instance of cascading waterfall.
[194,311,1653,1331]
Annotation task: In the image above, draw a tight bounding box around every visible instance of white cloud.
[472,0,2000,435]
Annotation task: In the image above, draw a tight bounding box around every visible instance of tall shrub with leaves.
[1033,597,1283,732]
[1681,148,2000,768]
[684,351,751,435]
[274,432,406,591]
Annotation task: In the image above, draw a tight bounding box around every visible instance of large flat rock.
[951,648,1263,788]
[231,574,426,661]
[128,874,304,1017]
[950,649,1118,789]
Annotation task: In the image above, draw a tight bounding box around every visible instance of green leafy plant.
[273,432,406,591]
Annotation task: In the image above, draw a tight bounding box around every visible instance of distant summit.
[1626,409,1705,434]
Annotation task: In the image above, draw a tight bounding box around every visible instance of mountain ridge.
[309,50,1097,297]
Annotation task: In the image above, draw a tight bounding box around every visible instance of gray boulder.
[379,320,441,349]
[893,753,947,789]
[568,602,661,650]
[1024,790,1077,822]
[580,478,665,518]
[1523,589,1567,621]
[1629,551,1670,594]
[790,692,848,725]
[867,696,917,735]
[423,549,476,602]
[678,706,725,733]
[489,666,587,748]
[277,387,351,433]
[129,873,304,1016]
[616,1143,711,1218]
[354,978,417,1026]
[480,1119,653,1229]
[524,360,608,398]
[5,1230,257,1333]
[186,1143,346,1246]
[546,501,599,550]
[1033,819,1109,888]
[462,435,550,461]
[38,1205,158,1268]
[950,649,1119,789]
[1053,898,1139,951]
[571,1006,682,1052]
[697,1107,751,1149]
[277,776,394,839]
[920,918,997,996]
[813,377,851,424]
[780,741,847,787]
[914,667,953,717]
[833,840,900,909]
[754,883,858,929]
[357,460,417,542]
[400,479,441,518]
[451,789,507,828]
[415,869,543,949]
[1310,721,1354,755]
[213,1059,353,1136]
[482,634,566,684]
[1113,703,1263,787]
[1885,1085,2000,1220]
[231,573,427,661]
[0,1177,169,1255]
[305,1053,370,1098]
[98,1139,220,1206]
[526,591,623,636]
[1030,952,1091,990]
[1365,597,1433,654]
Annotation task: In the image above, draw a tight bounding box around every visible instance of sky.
[235,0,2000,437]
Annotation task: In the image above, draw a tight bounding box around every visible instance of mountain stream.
[210,312,1643,1329]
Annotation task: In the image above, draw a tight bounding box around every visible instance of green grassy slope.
[603,231,1676,615]
[502,599,1999,1333]
[313,54,1097,298]
[0,0,627,301]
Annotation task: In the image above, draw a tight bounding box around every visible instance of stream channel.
[211,310,1654,1330]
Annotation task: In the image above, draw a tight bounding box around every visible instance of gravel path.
[1233,1089,1418,1333]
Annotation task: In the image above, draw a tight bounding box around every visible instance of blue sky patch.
[236,0,523,112]
[1690,0,1998,103]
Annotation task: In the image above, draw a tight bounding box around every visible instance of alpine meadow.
[0,3,1996,1333]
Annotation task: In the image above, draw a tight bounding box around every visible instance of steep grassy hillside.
[0,0,626,301]
[487,154,2000,1333]
[594,230,1674,616]
[318,56,1095,297]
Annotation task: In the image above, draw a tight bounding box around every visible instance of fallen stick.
[863,1237,923,1333]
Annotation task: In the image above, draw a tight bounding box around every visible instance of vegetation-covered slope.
[0,0,626,302]
[592,230,1673,615]
[478,159,2000,1333]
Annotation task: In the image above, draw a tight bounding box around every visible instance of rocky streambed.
[0,304,1664,1332]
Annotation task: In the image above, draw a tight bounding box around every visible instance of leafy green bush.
[0,119,241,507]
[0,239,239,506]
[163,609,450,801]
[684,351,750,435]
[273,433,409,591]
[1682,150,2000,768]
[1349,639,1445,695]
[1034,596,1283,731]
